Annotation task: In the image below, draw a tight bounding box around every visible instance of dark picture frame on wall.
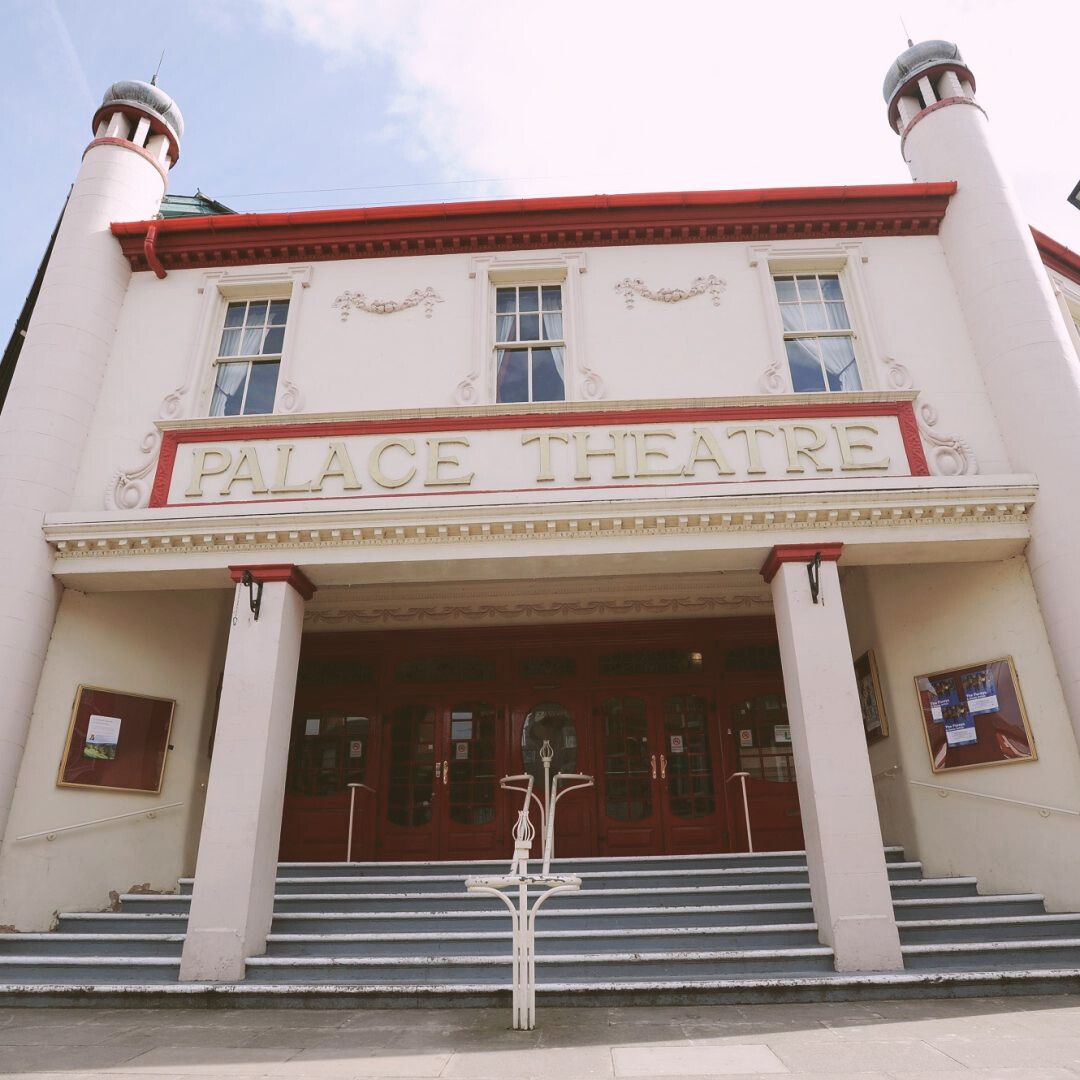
[854,649,889,744]
[914,656,1035,773]
[57,685,175,794]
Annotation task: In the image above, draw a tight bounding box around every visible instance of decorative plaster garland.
[614,275,726,310]
[333,286,443,321]
[882,356,978,475]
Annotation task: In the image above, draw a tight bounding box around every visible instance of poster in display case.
[914,657,1035,772]
[57,685,175,794]
[854,650,889,745]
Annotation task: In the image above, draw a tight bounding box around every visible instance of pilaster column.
[761,543,903,972]
[179,564,314,983]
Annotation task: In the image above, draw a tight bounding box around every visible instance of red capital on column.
[759,543,844,584]
[228,564,316,600]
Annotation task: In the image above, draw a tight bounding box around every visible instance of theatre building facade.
[3,39,1080,991]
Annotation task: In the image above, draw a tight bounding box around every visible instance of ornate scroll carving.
[883,356,978,475]
[277,378,304,414]
[334,286,443,321]
[614,275,726,310]
[759,355,787,395]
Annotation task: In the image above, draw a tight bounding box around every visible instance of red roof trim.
[112,183,957,274]
[1034,227,1080,287]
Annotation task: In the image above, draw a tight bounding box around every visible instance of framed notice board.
[57,685,175,794]
[855,649,889,745]
[914,657,1035,773]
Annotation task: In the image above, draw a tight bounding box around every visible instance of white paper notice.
[84,714,121,760]
[304,718,320,736]
[966,694,999,714]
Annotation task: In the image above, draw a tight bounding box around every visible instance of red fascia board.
[1033,227,1080,287]
[111,183,957,273]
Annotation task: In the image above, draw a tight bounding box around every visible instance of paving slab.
[612,1043,787,1075]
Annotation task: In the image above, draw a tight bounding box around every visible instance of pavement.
[3,995,1080,1078]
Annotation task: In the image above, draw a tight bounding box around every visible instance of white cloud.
[258,0,1080,243]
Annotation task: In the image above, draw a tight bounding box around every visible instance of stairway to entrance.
[2,848,1079,1005]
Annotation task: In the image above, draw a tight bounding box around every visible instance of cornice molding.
[45,479,1036,562]
[110,184,957,275]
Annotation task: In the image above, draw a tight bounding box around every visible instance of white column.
[763,544,903,972]
[0,137,166,851]
[902,92,1080,750]
[179,566,312,982]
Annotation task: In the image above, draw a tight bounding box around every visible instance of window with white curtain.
[494,284,566,403]
[772,274,862,393]
[208,298,288,416]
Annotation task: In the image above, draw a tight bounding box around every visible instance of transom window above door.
[209,298,289,416]
[495,284,566,403]
[772,273,862,393]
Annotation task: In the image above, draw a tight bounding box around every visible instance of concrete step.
[898,914,1080,945]
[182,861,922,897]
[56,913,189,934]
[893,894,1048,920]
[0,956,180,984]
[244,946,838,984]
[0,934,184,958]
[268,902,817,934]
[263,922,821,958]
[902,939,1080,971]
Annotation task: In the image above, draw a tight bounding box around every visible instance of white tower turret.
[885,42,1080,747]
[0,80,182,849]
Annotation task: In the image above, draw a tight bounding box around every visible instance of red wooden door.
[515,696,596,861]
[378,701,439,860]
[655,691,728,854]
[726,689,804,852]
[280,706,379,862]
[440,700,508,860]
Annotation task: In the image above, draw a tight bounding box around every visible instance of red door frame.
[280,616,796,862]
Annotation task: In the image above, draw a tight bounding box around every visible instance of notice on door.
[455,742,469,760]
[349,740,363,758]
[669,734,685,754]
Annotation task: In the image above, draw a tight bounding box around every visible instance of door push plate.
[435,762,442,779]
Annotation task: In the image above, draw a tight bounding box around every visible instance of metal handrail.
[16,802,184,841]
[726,771,754,853]
[908,780,1079,818]
[345,783,376,862]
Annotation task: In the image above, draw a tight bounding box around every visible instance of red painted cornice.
[112,183,957,273]
[1034,227,1080,287]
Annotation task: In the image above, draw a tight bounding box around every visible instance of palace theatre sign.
[150,396,928,510]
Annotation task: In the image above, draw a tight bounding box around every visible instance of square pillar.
[179,565,314,982]
[761,544,903,972]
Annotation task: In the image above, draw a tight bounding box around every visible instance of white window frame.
[193,266,312,417]
[492,281,567,405]
[1049,270,1080,359]
[749,243,880,394]
[457,251,600,405]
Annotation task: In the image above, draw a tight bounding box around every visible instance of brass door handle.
[650,754,657,780]
[442,759,449,786]
[660,754,667,780]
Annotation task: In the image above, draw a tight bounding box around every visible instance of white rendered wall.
[903,101,1080,749]
[0,140,165,846]
[71,234,1010,511]
[0,589,228,930]
[846,559,1080,912]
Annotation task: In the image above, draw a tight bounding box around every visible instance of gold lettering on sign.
[270,444,311,494]
[221,446,269,495]
[310,440,362,492]
[369,437,416,489]
[726,425,776,475]
[573,430,630,482]
[185,448,232,497]
[632,430,684,478]
[521,432,570,483]
[779,423,832,474]
[682,428,735,477]
[833,423,890,471]
[425,438,474,487]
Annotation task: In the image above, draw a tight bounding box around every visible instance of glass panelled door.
[598,691,725,855]
[441,701,504,859]
[660,693,726,853]
[380,703,438,860]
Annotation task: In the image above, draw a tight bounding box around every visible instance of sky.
[3,0,1080,339]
